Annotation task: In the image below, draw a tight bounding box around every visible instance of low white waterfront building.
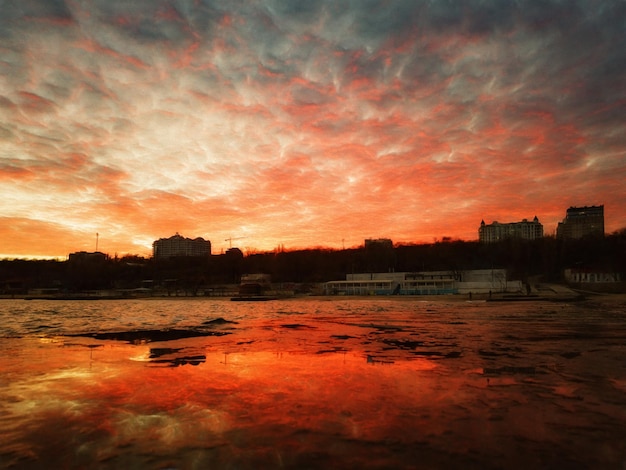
[324,269,521,296]
[564,268,622,283]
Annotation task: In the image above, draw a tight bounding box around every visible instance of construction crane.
[225,237,246,248]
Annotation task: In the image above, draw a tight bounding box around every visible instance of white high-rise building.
[479,217,543,243]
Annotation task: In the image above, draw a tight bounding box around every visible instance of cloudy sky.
[1,0,624,258]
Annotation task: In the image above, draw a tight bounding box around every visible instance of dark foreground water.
[1,297,625,469]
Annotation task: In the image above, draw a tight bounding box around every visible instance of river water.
[1,297,625,469]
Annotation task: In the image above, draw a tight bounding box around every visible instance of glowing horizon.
[1,1,625,258]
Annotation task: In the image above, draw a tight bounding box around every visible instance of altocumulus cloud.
[0,0,624,257]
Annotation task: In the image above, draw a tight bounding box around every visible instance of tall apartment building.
[152,233,211,259]
[556,205,604,239]
[479,216,543,243]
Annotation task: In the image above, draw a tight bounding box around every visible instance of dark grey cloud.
[0,0,74,23]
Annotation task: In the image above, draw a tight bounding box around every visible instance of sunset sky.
[1,0,625,258]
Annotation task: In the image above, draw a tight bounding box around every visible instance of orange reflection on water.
[2,298,626,469]
[1,336,455,468]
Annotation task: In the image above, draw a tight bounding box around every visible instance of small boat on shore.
[230,273,277,301]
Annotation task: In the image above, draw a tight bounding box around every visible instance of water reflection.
[1,298,625,468]
[2,342,438,468]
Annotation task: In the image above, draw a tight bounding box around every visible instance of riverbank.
[5,291,626,304]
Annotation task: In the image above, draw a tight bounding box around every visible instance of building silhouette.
[68,251,108,263]
[479,217,543,243]
[364,238,393,249]
[556,205,604,239]
[152,233,211,259]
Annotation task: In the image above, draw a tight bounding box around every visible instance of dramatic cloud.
[1,0,624,257]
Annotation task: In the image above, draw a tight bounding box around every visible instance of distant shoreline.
[3,291,625,303]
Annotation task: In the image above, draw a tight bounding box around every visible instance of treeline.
[1,230,625,294]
